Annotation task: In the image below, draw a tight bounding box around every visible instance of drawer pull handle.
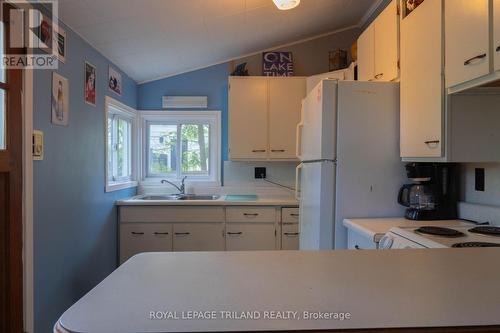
[227,232,243,235]
[284,232,299,236]
[154,232,169,235]
[464,53,487,66]
[424,140,440,147]
[131,232,144,235]
[290,213,299,217]
[174,232,190,236]
[252,149,266,153]
[243,213,259,216]
[497,45,500,52]
[271,149,285,153]
[374,73,384,79]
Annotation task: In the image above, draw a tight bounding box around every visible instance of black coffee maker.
[398,163,458,220]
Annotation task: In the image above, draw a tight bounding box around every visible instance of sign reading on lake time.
[262,52,294,77]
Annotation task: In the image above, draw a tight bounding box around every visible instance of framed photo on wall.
[85,61,96,106]
[108,66,122,96]
[52,72,69,126]
[56,26,67,63]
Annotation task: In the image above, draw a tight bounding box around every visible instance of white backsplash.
[139,161,299,197]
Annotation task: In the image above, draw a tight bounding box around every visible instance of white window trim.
[138,110,222,186]
[105,96,139,192]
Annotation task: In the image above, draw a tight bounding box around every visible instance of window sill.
[106,181,138,193]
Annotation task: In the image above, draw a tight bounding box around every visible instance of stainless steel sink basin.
[138,194,220,201]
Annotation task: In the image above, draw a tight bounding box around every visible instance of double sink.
[139,194,221,201]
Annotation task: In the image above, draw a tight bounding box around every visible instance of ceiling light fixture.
[273,0,301,10]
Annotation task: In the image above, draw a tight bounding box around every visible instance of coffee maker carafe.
[398,163,458,220]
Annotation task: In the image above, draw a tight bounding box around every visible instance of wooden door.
[494,0,500,71]
[357,23,375,81]
[172,223,225,251]
[374,0,399,82]
[0,2,24,332]
[228,77,269,160]
[400,0,443,158]
[268,78,305,160]
[445,0,490,88]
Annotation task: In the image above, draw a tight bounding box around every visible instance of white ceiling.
[58,0,381,83]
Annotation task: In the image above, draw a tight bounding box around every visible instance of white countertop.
[343,218,475,243]
[56,250,500,332]
[116,195,299,206]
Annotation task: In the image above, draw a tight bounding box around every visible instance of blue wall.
[33,18,138,333]
[138,63,230,161]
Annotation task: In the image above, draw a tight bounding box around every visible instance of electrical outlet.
[255,167,266,179]
[475,168,485,192]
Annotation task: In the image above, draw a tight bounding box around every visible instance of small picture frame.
[52,72,69,126]
[108,66,122,96]
[55,26,67,63]
[85,61,96,106]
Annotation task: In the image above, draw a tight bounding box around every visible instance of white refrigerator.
[296,80,406,250]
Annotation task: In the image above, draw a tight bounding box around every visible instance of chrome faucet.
[161,176,187,195]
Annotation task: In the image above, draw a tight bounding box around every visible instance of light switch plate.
[33,130,44,160]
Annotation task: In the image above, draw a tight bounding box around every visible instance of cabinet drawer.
[226,223,276,251]
[226,207,276,223]
[120,206,224,223]
[173,223,225,252]
[347,229,376,250]
[281,223,299,250]
[120,223,172,264]
[282,208,299,223]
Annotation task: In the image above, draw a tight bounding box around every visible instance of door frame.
[23,65,34,333]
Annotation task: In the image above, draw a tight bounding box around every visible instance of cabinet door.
[226,223,276,251]
[281,223,299,250]
[494,0,500,71]
[229,77,268,159]
[400,0,443,158]
[120,223,172,264]
[357,24,375,81]
[445,0,489,88]
[374,0,398,81]
[173,223,225,251]
[269,78,305,159]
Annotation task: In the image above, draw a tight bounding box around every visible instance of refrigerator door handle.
[295,164,303,200]
[296,122,304,159]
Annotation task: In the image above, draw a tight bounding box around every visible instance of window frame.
[105,96,138,192]
[139,110,221,185]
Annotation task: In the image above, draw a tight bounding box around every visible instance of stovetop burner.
[452,242,500,248]
[415,226,465,238]
[469,226,500,237]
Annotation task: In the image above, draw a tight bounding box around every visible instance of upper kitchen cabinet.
[400,0,444,158]
[229,76,305,161]
[495,0,500,71]
[445,0,490,88]
[357,24,375,81]
[268,78,306,159]
[357,0,399,82]
[373,0,399,82]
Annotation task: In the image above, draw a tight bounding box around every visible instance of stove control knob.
[379,235,394,249]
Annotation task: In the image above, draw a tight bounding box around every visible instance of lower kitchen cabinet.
[173,223,225,252]
[281,223,299,250]
[225,223,276,251]
[120,223,173,264]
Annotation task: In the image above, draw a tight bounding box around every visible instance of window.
[140,111,221,184]
[105,97,137,192]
